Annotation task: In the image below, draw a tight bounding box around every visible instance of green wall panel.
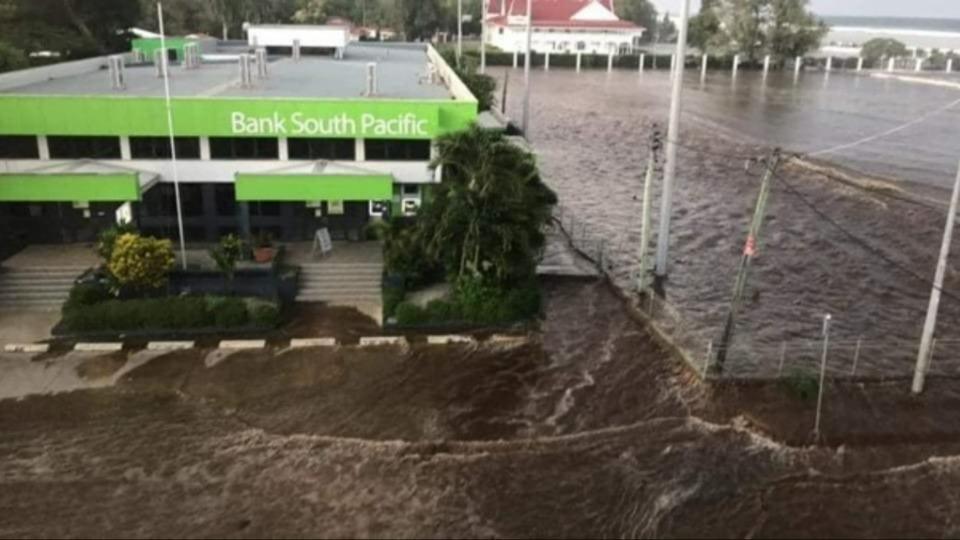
[0,173,140,202]
[131,38,191,59]
[236,174,393,201]
[0,96,476,140]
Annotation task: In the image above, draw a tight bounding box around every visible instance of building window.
[0,135,39,159]
[577,41,586,51]
[250,202,281,217]
[214,184,237,217]
[209,137,279,160]
[141,183,203,217]
[365,139,431,161]
[129,136,201,159]
[288,138,356,160]
[47,136,121,159]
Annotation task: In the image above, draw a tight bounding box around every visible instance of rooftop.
[0,43,453,101]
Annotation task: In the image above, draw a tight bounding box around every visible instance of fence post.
[513,50,518,69]
[850,337,862,375]
[639,53,645,73]
[777,341,787,376]
[544,51,550,71]
[702,340,713,378]
[814,314,832,442]
[607,50,614,73]
[576,52,582,73]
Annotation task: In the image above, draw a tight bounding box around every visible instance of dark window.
[365,139,431,161]
[209,137,279,160]
[0,135,39,159]
[214,184,237,217]
[179,184,204,217]
[288,138,355,160]
[129,136,201,159]
[48,136,121,159]
[250,202,281,217]
[141,183,202,217]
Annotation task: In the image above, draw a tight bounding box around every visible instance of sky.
[649,0,960,18]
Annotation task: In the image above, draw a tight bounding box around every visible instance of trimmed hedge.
[61,283,282,333]
[393,281,541,327]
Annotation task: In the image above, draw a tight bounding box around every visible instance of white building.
[486,0,645,55]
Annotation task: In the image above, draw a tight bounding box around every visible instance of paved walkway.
[1,244,99,269]
[0,311,60,343]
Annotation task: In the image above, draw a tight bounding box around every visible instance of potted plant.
[252,231,276,263]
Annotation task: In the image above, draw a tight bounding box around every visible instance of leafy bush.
[383,284,407,319]
[395,301,429,326]
[96,223,139,262]
[211,297,248,328]
[425,298,462,321]
[249,301,281,328]
[65,281,111,310]
[108,233,175,291]
[153,297,212,329]
[209,234,246,283]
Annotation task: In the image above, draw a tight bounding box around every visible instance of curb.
[3,343,50,353]
[426,335,476,345]
[290,338,338,348]
[358,336,408,347]
[147,341,195,351]
[75,342,124,352]
[219,339,267,350]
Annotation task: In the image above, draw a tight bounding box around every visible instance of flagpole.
[157,2,188,270]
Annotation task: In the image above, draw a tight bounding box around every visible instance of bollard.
[948,58,954,73]
[513,50,518,68]
[813,314,831,441]
[700,54,708,82]
[916,58,924,72]
[732,54,740,77]
[857,57,864,71]
[639,53,645,73]
[888,57,896,72]
[777,341,787,376]
[607,50,614,73]
[794,56,802,79]
[576,52,582,73]
[825,56,832,72]
[544,51,550,71]
[850,337,862,375]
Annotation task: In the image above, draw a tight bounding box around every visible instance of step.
[298,269,383,277]
[296,295,383,304]
[299,278,382,287]
[0,281,76,291]
[0,277,77,285]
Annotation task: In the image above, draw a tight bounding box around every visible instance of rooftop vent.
[182,43,201,69]
[238,54,254,88]
[292,39,301,62]
[255,48,268,78]
[153,49,167,78]
[365,62,378,97]
[108,55,126,90]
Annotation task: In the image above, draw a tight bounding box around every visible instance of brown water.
[501,68,960,377]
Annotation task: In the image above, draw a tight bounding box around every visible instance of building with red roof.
[486,0,645,55]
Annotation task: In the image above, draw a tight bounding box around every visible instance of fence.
[551,202,960,384]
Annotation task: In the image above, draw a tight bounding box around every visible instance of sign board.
[312,227,333,257]
[327,200,344,215]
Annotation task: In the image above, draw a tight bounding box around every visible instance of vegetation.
[860,38,908,62]
[617,0,661,43]
[689,0,827,61]
[107,233,176,293]
[209,234,246,284]
[782,369,819,401]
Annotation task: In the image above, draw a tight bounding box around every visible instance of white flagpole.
[157,2,188,270]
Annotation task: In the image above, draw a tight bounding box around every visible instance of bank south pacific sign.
[230,110,435,138]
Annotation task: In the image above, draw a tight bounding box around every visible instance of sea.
[823,15,960,50]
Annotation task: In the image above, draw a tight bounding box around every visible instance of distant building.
[486,0,645,55]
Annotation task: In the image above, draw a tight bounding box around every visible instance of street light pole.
[481,0,488,73]
[157,1,188,270]
[457,0,463,65]
[654,0,691,278]
[521,0,533,135]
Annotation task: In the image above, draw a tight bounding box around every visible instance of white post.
[456,0,463,64]
[762,54,770,80]
[794,56,802,79]
[521,0,532,135]
[37,135,50,160]
[157,1,188,270]
[888,57,896,72]
[544,51,550,71]
[857,57,864,71]
[702,340,713,377]
[513,49,518,68]
[654,0,691,277]
[607,50,614,73]
[576,51,582,72]
[825,56,832,72]
[480,0,488,73]
[814,314,832,441]
[732,54,740,77]
[639,53,645,73]
[670,53,676,73]
[913,161,960,394]
[850,337,862,375]
[916,58,924,72]
[700,54,708,82]
[120,135,131,160]
[948,58,954,73]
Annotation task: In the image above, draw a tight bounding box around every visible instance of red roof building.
[485,0,645,55]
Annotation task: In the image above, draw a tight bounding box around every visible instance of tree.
[0,0,141,59]
[656,12,677,43]
[860,38,908,62]
[617,0,659,43]
[688,4,722,51]
[693,0,825,60]
[401,0,442,41]
[767,0,827,59]
[209,234,245,287]
[107,234,176,292]
[416,126,557,285]
[0,41,27,73]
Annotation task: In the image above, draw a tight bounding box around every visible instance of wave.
[830,26,960,39]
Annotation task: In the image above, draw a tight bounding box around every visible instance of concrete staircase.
[296,262,383,306]
[0,266,86,310]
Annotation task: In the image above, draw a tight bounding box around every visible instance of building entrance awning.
[0,160,159,202]
[235,161,394,202]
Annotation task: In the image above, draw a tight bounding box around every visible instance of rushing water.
[501,67,960,376]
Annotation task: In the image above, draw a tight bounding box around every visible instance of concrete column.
[238,202,251,237]
[700,54,708,81]
[916,58,924,72]
[120,135,131,160]
[825,56,832,72]
[857,57,864,71]
[513,50,518,68]
[576,52,582,72]
[639,53,645,73]
[948,58,954,73]
[355,138,366,161]
[732,54,740,77]
[37,135,50,160]
[278,137,289,161]
[199,137,211,160]
[607,50,614,72]
[544,51,550,71]
[888,57,896,72]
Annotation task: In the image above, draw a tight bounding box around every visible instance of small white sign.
[313,227,333,257]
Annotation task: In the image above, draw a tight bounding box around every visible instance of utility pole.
[637,125,663,293]
[481,0,488,73]
[157,1,188,270]
[654,0,691,278]
[714,150,782,370]
[814,314,832,441]
[912,160,960,394]
[521,0,533,135]
[457,0,463,66]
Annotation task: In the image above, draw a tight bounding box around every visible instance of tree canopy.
[860,38,908,62]
[689,0,827,60]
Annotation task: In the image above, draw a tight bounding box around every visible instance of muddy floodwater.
[501,68,960,376]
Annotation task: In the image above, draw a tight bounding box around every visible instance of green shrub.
[249,301,281,328]
[211,297,248,328]
[383,285,406,318]
[395,301,429,325]
[65,282,111,310]
[425,298,462,321]
[152,297,212,329]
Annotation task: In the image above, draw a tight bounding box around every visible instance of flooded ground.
[5,280,960,537]
[501,67,960,376]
